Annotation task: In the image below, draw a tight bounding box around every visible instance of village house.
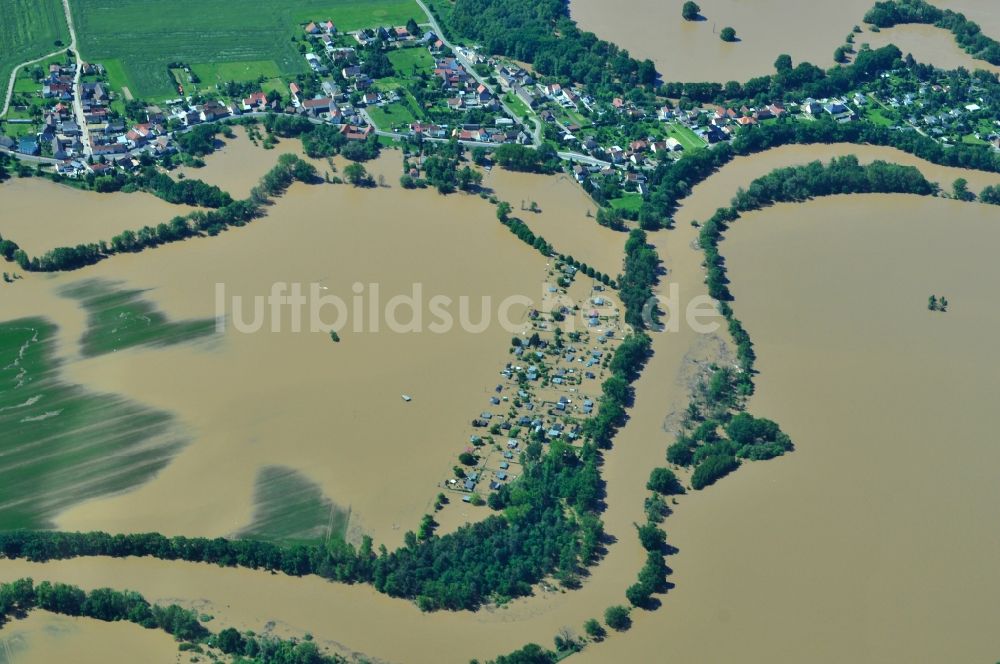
[301,96,334,118]
[199,101,229,122]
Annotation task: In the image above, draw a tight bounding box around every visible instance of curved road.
[413,0,541,146]
[2,0,90,154]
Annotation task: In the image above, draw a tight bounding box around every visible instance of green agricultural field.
[61,280,216,358]
[69,0,423,101]
[237,466,350,544]
[388,46,434,76]
[0,318,186,530]
[0,0,69,107]
[287,0,422,31]
[190,59,283,86]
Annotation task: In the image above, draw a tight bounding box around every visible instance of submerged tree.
[720,26,737,42]
[681,1,701,20]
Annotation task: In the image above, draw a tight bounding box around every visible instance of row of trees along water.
[0,577,348,663]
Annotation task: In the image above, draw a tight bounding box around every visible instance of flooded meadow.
[569,0,999,81]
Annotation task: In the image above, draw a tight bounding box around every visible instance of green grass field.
[0,0,69,109]
[0,317,186,530]
[503,91,530,120]
[609,193,643,213]
[388,46,434,76]
[69,0,423,100]
[666,122,707,151]
[367,100,419,130]
[237,466,350,544]
[865,105,895,127]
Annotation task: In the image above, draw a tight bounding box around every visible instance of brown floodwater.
[2,150,555,550]
[1,144,998,663]
[578,193,1000,663]
[0,177,197,257]
[174,126,302,199]
[0,611,180,664]
[569,0,998,81]
[484,169,627,279]
[865,23,1000,73]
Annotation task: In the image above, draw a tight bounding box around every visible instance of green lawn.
[367,100,419,130]
[665,122,707,151]
[0,0,69,110]
[503,91,529,120]
[609,193,643,213]
[388,46,434,76]
[864,105,895,127]
[69,0,421,101]
[961,133,988,145]
[0,317,186,530]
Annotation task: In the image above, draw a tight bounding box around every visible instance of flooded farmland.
[0,177,197,257]
[2,140,999,663]
[0,611,180,664]
[0,150,552,549]
[569,0,998,81]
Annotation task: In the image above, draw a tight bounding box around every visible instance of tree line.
[1,155,317,272]
[864,0,1000,65]
[635,113,1000,229]
[0,577,348,664]
[262,113,382,162]
[664,155,944,490]
[0,196,667,614]
[446,0,658,98]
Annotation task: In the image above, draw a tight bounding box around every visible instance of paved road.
[61,0,92,156]
[412,0,540,146]
[1,0,91,156]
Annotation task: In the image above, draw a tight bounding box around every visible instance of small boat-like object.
[401,394,412,402]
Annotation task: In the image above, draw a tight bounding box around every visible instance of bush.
[691,454,739,490]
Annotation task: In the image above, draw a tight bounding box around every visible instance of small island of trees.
[928,295,949,312]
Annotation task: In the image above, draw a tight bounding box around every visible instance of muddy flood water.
[0,611,180,664]
[0,146,560,550]
[0,177,197,257]
[2,140,1000,663]
[569,0,999,81]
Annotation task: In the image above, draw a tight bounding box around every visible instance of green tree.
[681,1,701,20]
[646,467,684,495]
[583,618,606,640]
[774,54,793,72]
[604,605,631,631]
[720,26,737,42]
[952,178,974,201]
[344,162,369,186]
